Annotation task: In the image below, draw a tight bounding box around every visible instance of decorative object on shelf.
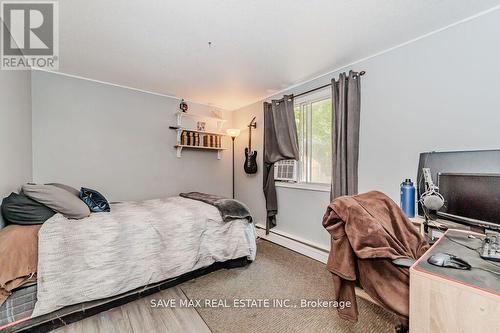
[194,132,200,146]
[227,128,241,198]
[179,99,188,113]
[181,131,188,145]
[244,117,258,174]
[188,131,194,146]
[196,121,206,131]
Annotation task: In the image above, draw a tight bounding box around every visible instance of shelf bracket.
[177,113,183,128]
[176,129,182,143]
[217,150,222,160]
[176,146,182,158]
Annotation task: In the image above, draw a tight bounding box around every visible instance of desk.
[409,229,500,333]
[409,215,477,238]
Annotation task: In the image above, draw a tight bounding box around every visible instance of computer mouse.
[427,253,471,270]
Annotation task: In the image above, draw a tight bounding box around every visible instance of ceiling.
[56,0,500,110]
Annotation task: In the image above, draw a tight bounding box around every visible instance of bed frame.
[2,257,250,333]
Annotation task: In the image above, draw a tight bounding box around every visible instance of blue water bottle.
[400,178,416,218]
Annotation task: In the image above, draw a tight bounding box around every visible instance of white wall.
[233,9,500,249]
[31,71,233,202]
[0,71,33,227]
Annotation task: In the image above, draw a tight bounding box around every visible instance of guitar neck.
[248,125,252,152]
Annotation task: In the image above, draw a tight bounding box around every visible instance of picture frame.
[196,121,206,131]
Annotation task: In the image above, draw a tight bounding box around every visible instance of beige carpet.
[180,240,398,333]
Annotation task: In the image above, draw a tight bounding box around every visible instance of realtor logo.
[1,1,58,70]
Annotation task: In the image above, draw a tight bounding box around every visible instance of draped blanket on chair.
[322,191,429,324]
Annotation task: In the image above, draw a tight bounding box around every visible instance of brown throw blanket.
[322,191,429,324]
[0,224,40,306]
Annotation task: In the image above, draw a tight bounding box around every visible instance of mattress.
[33,197,256,317]
[0,257,249,332]
[0,283,37,327]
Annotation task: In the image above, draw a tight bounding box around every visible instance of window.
[294,89,332,184]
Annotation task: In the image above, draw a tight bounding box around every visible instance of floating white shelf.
[173,111,228,159]
[174,145,227,159]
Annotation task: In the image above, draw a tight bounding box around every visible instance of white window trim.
[275,181,330,192]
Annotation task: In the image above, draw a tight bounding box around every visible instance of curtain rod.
[277,71,366,101]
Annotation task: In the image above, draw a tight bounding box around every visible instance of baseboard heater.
[255,224,329,263]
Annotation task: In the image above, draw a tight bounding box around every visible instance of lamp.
[226,128,241,198]
[226,128,241,138]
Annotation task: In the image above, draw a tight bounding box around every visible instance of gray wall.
[32,71,233,202]
[0,71,33,228]
[233,9,500,249]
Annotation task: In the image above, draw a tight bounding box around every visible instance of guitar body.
[244,148,258,174]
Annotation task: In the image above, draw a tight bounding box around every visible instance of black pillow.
[79,187,110,213]
[1,192,56,225]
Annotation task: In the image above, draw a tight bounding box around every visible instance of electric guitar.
[244,117,258,174]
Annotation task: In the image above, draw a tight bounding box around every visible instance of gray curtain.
[263,95,299,233]
[331,70,361,201]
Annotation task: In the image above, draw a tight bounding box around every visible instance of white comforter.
[33,196,256,316]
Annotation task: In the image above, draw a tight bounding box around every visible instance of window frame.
[293,87,332,186]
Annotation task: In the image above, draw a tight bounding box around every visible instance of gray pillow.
[22,184,90,219]
[46,183,80,197]
[1,192,56,225]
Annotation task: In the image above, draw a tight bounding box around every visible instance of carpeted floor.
[180,240,398,333]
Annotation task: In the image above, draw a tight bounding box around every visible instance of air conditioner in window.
[274,160,298,182]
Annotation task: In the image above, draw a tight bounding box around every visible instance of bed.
[0,194,256,332]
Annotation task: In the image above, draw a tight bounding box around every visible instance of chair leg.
[395,324,409,333]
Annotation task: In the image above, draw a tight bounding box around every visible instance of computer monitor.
[437,173,500,230]
[417,149,500,230]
